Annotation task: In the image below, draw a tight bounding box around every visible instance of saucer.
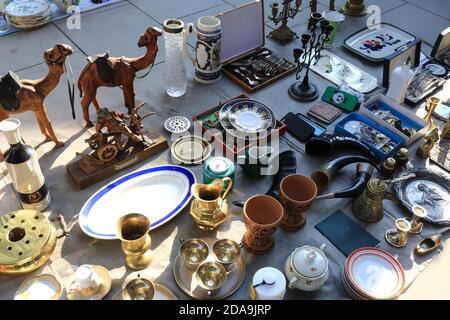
[66,265,111,300]
[15,274,62,300]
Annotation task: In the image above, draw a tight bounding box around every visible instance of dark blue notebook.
[315,210,380,257]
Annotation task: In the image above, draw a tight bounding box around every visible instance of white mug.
[75,265,100,290]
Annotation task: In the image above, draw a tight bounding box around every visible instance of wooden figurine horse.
[0,44,74,159]
[77,27,162,127]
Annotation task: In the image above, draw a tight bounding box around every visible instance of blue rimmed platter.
[79,165,196,240]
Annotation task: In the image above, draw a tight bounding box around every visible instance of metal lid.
[208,157,230,174]
[163,19,184,34]
[291,245,328,278]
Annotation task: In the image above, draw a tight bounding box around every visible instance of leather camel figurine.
[0,44,74,159]
[77,27,162,127]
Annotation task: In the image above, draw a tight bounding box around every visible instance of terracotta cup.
[279,174,318,231]
[242,195,284,255]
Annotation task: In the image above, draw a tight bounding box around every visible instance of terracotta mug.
[237,195,284,255]
[279,174,317,231]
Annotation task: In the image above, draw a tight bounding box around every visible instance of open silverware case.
[216,0,296,92]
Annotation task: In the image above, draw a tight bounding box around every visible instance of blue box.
[335,113,405,161]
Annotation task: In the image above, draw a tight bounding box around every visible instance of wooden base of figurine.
[66,129,168,189]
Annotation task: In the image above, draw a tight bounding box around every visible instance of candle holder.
[385,218,411,248]
[341,0,366,16]
[267,0,305,44]
[408,205,427,234]
[424,96,440,132]
[288,13,333,101]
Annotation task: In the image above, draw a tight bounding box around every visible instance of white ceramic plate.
[5,0,49,17]
[79,165,196,240]
[345,248,404,299]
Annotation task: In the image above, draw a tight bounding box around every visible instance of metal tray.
[344,23,416,62]
[394,168,450,225]
[173,238,245,300]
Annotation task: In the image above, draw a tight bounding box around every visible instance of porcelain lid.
[291,245,328,278]
[253,267,286,297]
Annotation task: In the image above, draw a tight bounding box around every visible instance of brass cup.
[117,213,153,270]
[195,261,227,297]
[122,277,155,300]
[212,239,241,272]
[180,239,209,271]
[409,205,427,234]
[385,218,411,248]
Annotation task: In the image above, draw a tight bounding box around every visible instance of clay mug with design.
[279,174,317,231]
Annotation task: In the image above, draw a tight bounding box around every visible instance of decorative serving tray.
[79,165,196,239]
[394,168,450,225]
[344,23,416,62]
[173,238,245,300]
[310,49,377,93]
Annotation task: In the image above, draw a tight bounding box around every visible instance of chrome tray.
[173,238,245,300]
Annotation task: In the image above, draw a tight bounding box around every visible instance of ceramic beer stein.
[240,195,284,255]
[186,16,222,84]
[279,174,317,231]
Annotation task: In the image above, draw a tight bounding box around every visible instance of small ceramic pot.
[279,174,317,231]
[251,267,286,300]
[284,244,329,291]
[242,195,284,255]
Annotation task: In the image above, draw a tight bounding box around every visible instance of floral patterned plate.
[344,23,416,62]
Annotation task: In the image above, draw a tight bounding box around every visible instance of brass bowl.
[212,239,240,272]
[122,277,155,300]
[195,261,227,295]
[180,239,209,271]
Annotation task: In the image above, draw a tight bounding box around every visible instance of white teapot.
[284,244,329,291]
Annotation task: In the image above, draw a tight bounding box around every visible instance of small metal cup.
[212,239,241,272]
[122,277,155,300]
[385,218,411,248]
[179,239,209,271]
[195,261,227,297]
[409,205,427,234]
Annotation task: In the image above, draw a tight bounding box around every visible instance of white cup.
[75,265,100,290]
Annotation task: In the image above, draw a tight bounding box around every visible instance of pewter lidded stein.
[163,19,190,97]
[0,118,51,211]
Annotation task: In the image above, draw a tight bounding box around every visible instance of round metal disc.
[0,210,52,269]
[164,116,191,134]
[171,136,212,165]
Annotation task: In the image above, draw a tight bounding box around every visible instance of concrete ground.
[0,0,449,300]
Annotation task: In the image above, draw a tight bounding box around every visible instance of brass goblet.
[122,276,155,300]
[180,239,209,271]
[212,239,241,272]
[117,213,153,270]
[195,262,227,297]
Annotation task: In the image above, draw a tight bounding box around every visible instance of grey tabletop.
[0,0,449,300]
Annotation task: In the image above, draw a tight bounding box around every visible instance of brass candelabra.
[267,0,304,44]
[288,13,333,101]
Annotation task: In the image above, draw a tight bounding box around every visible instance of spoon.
[233,69,260,86]
[238,67,266,81]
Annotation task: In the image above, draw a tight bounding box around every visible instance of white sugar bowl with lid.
[284,244,329,291]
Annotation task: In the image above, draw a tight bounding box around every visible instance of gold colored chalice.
[179,239,209,271]
[195,261,227,297]
[122,276,155,300]
[117,214,153,270]
[212,239,241,272]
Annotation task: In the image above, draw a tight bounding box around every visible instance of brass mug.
[212,239,240,272]
[191,178,232,213]
[195,261,227,297]
[117,213,153,270]
[179,239,210,271]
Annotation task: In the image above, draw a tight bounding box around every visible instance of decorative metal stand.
[341,0,366,16]
[267,0,304,44]
[288,13,333,101]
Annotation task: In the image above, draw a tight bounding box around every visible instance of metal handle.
[220,177,232,199]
